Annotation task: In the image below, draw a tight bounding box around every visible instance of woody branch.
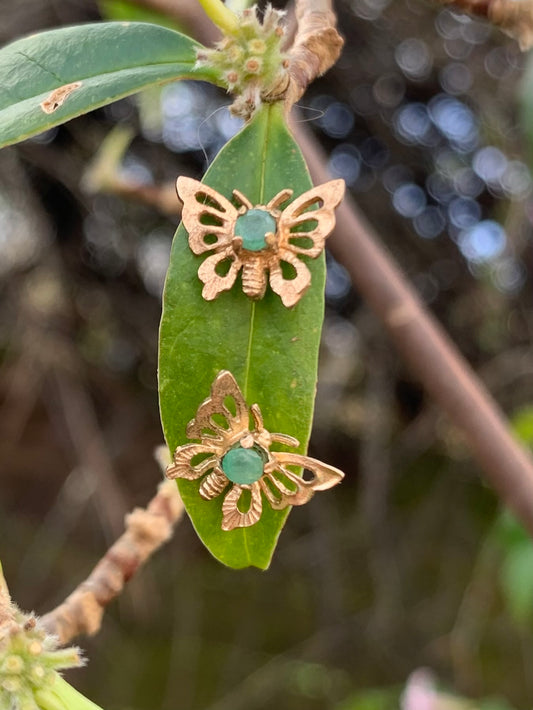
[40,478,184,645]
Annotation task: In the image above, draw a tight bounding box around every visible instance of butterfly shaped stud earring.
[177,177,345,308]
[166,371,344,531]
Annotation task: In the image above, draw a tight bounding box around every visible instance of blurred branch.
[293,118,533,540]
[435,0,533,49]
[83,125,182,216]
[41,469,185,645]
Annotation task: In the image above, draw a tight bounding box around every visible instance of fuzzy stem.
[41,478,184,644]
[0,562,15,631]
[226,0,253,10]
[196,0,239,34]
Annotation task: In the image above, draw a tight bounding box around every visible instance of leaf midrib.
[240,105,273,565]
[0,59,201,107]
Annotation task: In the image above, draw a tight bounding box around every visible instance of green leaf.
[500,542,533,625]
[159,103,325,569]
[0,22,219,149]
[511,405,533,447]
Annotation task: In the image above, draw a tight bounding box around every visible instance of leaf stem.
[225,0,253,11]
[35,675,104,710]
[0,561,15,630]
[196,0,239,34]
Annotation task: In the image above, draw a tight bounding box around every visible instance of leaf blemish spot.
[40,81,82,114]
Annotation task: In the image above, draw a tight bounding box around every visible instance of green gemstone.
[221,446,264,485]
[235,209,276,252]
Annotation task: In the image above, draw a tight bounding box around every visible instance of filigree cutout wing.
[261,452,344,510]
[166,443,219,481]
[177,177,240,255]
[222,483,262,531]
[277,179,345,258]
[186,370,250,443]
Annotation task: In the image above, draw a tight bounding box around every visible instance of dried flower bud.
[245,58,262,74]
[248,39,266,54]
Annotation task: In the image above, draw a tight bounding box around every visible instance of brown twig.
[436,0,533,49]
[284,0,344,110]
[93,176,182,216]
[40,476,185,644]
[82,125,183,217]
[293,119,533,538]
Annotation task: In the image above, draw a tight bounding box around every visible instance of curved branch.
[40,478,184,644]
[293,119,533,538]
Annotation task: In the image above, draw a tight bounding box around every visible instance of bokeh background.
[1,1,533,708]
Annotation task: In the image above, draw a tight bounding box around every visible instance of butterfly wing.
[166,443,219,481]
[260,451,344,510]
[186,370,250,443]
[269,179,345,307]
[177,176,240,255]
[277,179,345,258]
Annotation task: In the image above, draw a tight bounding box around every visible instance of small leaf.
[520,52,533,164]
[99,0,187,32]
[500,542,533,625]
[0,22,219,149]
[335,689,398,710]
[511,405,533,446]
[159,103,326,569]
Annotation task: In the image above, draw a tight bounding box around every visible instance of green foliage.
[511,405,533,445]
[520,53,533,163]
[0,22,219,149]
[493,407,533,625]
[159,102,325,569]
[494,510,533,625]
[99,0,186,32]
[478,698,518,710]
[335,688,398,710]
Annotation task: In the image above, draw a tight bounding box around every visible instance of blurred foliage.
[1,0,533,709]
[491,408,533,627]
[99,0,186,31]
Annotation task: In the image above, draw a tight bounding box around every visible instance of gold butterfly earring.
[166,370,344,531]
[177,177,345,308]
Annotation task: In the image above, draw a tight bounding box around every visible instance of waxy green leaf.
[0,22,219,149]
[159,103,326,569]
